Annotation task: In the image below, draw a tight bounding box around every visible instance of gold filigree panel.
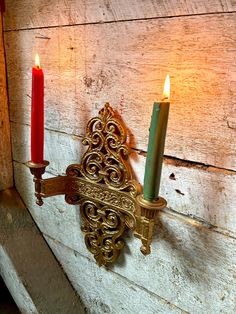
[80,199,127,266]
[65,103,141,266]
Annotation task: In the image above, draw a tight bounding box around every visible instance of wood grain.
[3,0,236,30]
[0,14,13,190]
[113,213,236,314]
[4,13,236,170]
[45,236,186,314]
[46,234,236,314]
[13,171,236,314]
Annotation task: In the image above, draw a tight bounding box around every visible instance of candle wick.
[161,96,169,101]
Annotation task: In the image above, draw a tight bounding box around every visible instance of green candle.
[143,75,170,201]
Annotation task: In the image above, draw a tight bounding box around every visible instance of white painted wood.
[5,13,236,170]
[0,14,13,190]
[3,0,236,30]
[12,123,236,235]
[44,237,187,314]
[44,218,236,314]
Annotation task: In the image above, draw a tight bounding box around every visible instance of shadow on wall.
[0,276,20,314]
[152,212,226,287]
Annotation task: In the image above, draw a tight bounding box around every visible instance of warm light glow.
[163,74,170,100]
[35,53,40,68]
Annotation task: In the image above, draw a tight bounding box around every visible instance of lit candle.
[143,75,170,201]
[31,53,44,163]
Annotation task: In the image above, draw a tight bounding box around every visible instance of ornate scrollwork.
[80,199,127,266]
[66,103,141,266]
[80,103,138,194]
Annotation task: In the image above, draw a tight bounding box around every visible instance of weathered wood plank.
[0,14,13,190]
[37,197,236,313]
[3,0,236,30]
[0,188,85,314]
[0,247,38,314]
[44,237,186,314]
[5,13,236,170]
[12,123,236,235]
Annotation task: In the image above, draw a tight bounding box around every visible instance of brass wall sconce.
[27,104,167,266]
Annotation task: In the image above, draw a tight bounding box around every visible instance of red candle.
[31,53,44,163]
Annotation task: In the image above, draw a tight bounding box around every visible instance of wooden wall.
[3,1,236,313]
[0,13,13,190]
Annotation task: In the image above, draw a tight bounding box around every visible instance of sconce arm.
[26,160,78,205]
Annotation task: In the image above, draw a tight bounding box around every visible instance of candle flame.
[163,74,170,100]
[35,53,40,68]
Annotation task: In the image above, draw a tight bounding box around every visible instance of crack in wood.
[10,119,236,175]
[3,11,236,33]
[133,148,236,175]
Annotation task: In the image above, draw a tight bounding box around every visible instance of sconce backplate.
[65,104,141,266]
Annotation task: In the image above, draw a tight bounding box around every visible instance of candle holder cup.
[27,103,167,266]
[26,160,49,206]
[135,195,167,255]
